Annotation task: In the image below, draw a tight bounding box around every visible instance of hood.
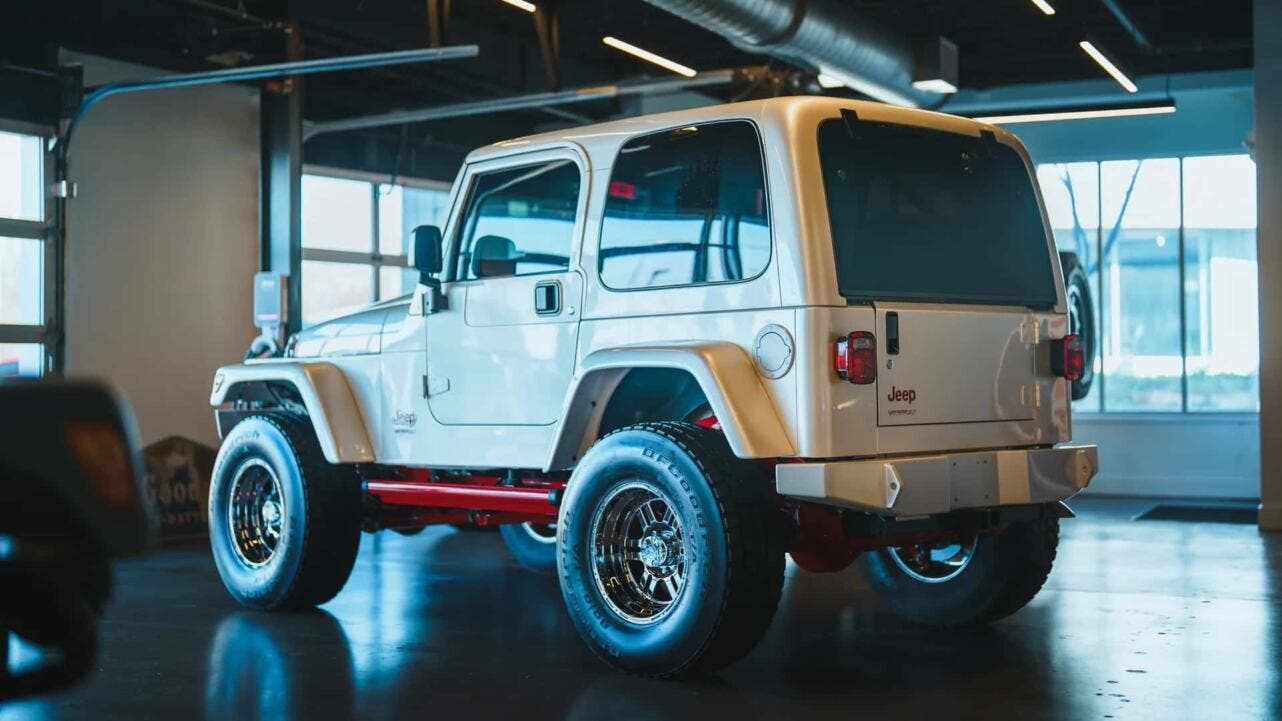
[288,295,411,358]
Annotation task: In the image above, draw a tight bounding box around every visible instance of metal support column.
[260,23,305,337]
[533,0,561,90]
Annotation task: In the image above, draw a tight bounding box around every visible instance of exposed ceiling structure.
[2,0,1253,174]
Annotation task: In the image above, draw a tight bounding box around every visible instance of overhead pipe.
[303,67,745,140]
[59,45,479,154]
[640,0,943,107]
[1099,0,1152,49]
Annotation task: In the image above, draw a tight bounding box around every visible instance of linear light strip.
[602,36,697,78]
[1079,40,1138,93]
[500,0,537,12]
[973,103,1175,124]
[1030,0,1056,15]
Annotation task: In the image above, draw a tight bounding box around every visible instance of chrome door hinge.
[51,180,77,199]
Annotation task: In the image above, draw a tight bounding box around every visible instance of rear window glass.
[818,117,1057,308]
[598,121,771,290]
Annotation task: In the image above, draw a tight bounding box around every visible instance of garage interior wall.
[63,52,259,447]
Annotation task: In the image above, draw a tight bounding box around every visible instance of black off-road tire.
[209,415,362,610]
[500,522,558,574]
[1060,251,1096,401]
[557,422,785,678]
[858,515,1059,627]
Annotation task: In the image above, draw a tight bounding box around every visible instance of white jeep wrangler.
[208,96,1097,678]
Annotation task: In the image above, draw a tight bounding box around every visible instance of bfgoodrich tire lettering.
[209,415,362,610]
[557,422,784,678]
[858,514,1060,626]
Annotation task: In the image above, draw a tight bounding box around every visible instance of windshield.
[818,117,1058,308]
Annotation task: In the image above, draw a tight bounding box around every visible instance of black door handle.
[886,312,900,355]
[534,280,561,315]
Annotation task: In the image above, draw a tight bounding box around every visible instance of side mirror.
[412,225,444,276]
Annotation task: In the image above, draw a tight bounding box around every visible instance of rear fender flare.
[545,342,795,471]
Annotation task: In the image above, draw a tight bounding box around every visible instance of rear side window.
[599,121,771,290]
[455,159,581,280]
[818,118,1057,308]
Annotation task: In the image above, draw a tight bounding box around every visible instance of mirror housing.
[412,225,444,276]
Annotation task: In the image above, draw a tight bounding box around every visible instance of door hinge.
[423,374,450,397]
[421,283,448,315]
[51,180,77,199]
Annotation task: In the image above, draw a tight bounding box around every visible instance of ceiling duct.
[641,0,952,107]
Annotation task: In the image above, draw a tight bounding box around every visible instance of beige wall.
[1256,0,1282,530]
[64,53,259,447]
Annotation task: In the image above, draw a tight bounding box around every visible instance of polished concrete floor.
[2,498,1279,721]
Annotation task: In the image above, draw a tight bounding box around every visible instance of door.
[875,302,1037,427]
[425,149,586,426]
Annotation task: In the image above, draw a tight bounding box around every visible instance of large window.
[301,169,451,325]
[1036,154,1258,413]
[820,119,1056,307]
[598,121,771,290]
[0,126,50,377]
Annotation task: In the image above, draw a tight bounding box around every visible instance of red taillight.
[834,331,877,385]
[1051,334,1085,382]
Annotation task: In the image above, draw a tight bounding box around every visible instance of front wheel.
[208,415,362,610]
[857,515,1059,627]
[557,422,785,678]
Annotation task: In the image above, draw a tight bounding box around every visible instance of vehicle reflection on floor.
[0,499,1277,721]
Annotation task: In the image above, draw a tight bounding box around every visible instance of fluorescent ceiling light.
[973,102,1176,124]
[1079,40,1138,93]
[1030,0,1056,15]
[912,78,959,94]
[817,73,845,89]
[817,65,917,106]
[602,36,697,78]
[500,0,537,12]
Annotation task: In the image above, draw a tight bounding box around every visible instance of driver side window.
[455,159,581,280]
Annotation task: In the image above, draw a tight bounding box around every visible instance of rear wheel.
[500,521,558,574]
[558,422,784,677]
[209,415,362,610]
[1061,252,1096,401]
[858,515,1059,626]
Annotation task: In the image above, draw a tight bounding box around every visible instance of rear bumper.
[776,445,1098,517]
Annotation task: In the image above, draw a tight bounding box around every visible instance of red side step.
[364,478,560,517]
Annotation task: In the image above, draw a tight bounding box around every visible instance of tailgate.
[876,303,1036,427]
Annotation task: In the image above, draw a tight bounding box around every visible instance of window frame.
[595,119,774,294]
[300,165,452,323]
[0,118,55,377]
[442,146,588,284]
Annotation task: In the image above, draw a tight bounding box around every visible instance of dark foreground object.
[0,381,152,702]
[2,498,1278,720]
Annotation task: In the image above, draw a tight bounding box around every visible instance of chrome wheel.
[522,522,557,544]
[888,537,978,584]
[226,458,285,567]
[589,482,686,625]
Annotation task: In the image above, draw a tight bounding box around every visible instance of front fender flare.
[545,342,795,471]
[210,361,375,464]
